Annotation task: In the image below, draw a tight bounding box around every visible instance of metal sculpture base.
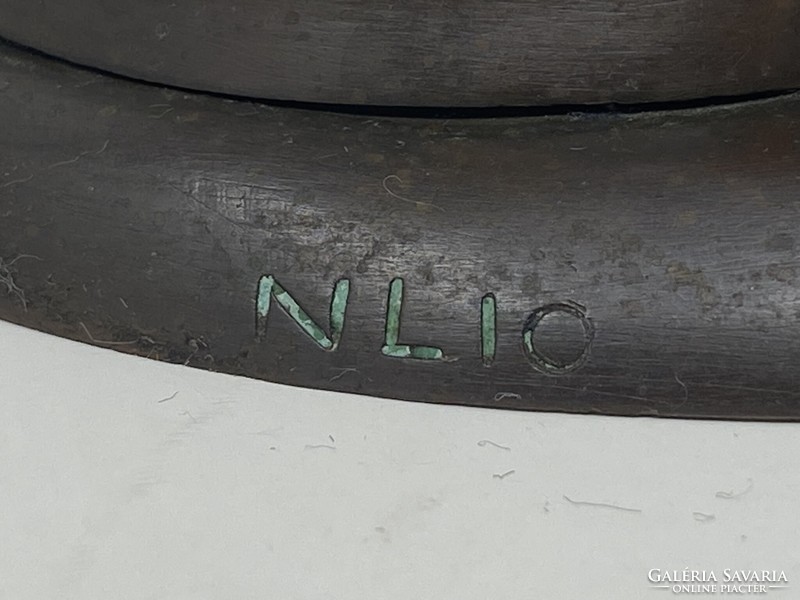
[0,0,798,106]
[2,42,800,419]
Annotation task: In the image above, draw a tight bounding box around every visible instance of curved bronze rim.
[2,41,800,420]
[0,0,799,107]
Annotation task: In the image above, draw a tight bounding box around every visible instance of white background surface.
[1,319,798,599]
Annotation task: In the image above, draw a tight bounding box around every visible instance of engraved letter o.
[521,303,594,375]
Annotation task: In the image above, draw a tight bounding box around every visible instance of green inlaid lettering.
[381,278,444,360]
[257,275,350,350]
[481,293,497,366]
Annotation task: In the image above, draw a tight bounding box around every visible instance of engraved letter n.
[256,275,350,350]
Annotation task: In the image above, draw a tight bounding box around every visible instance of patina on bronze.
[2,41,800,420]
[0,0,798,107]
